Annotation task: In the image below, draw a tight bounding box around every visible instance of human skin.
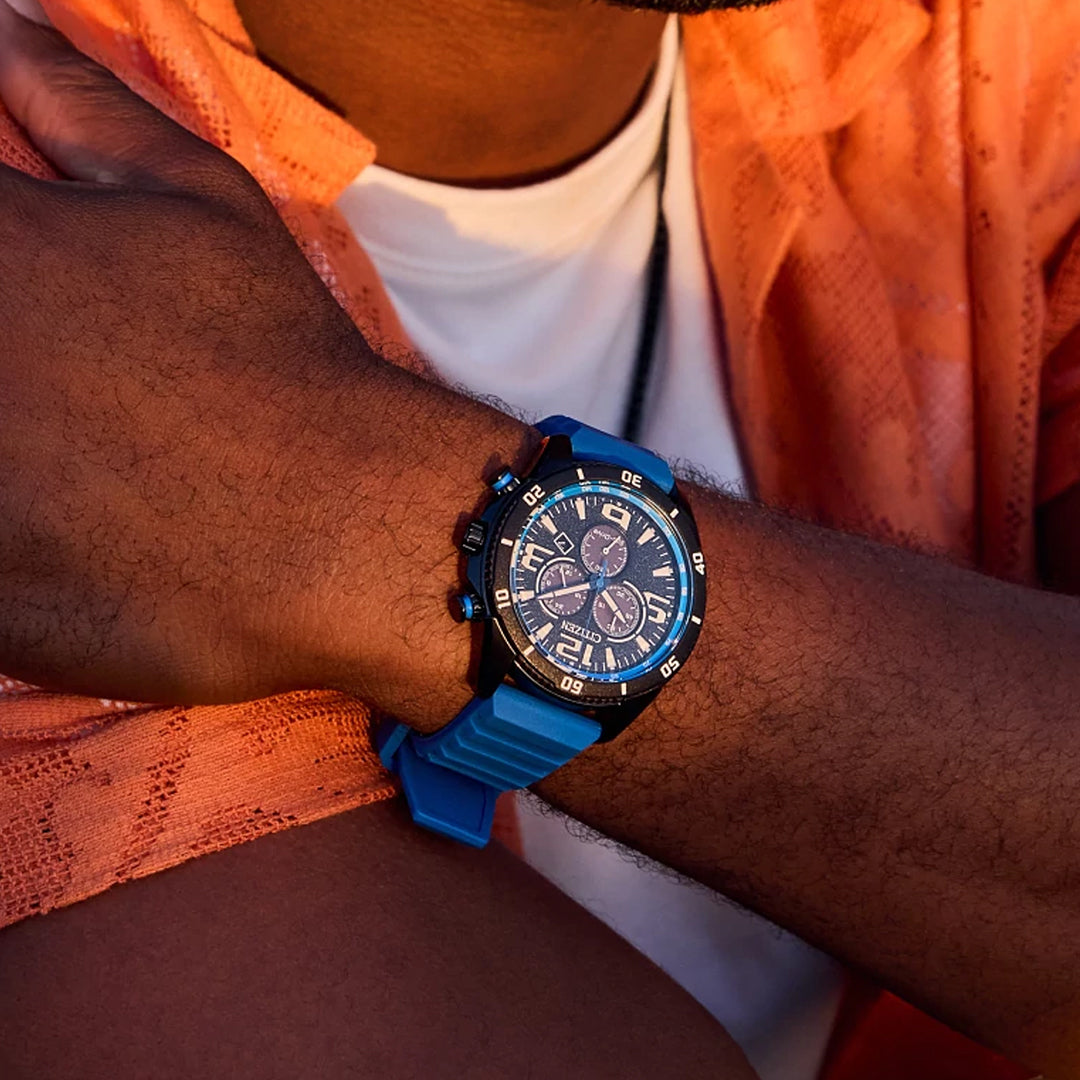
[1,3,1080,1076]
[0,800,758,1079]
[232,0,778,184]
[234,0,667,185]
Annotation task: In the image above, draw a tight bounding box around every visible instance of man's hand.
[0,5,525,708]
[0,5,344,701]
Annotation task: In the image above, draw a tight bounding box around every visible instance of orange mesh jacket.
[1,1,1078,1074]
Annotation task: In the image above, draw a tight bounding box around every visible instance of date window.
[554,531,574,555]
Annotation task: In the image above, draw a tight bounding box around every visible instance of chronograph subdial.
[590,582,643,640]
[535,560,589,617]
[580,524,629,577]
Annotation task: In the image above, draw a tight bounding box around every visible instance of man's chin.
[604,0,779,12]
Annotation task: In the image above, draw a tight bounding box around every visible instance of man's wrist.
[292,365,543,732]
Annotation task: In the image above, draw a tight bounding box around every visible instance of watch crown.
[455,592,486,622]
[460,520,487,556]
[490,470,520,496]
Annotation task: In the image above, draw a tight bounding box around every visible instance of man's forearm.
[311,363,1080,1075]
[540,486,1080,1074]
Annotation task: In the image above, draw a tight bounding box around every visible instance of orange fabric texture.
[0,2,1078,1073]
[685,0,1080,577]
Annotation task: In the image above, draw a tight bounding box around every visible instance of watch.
[376,415,707,846]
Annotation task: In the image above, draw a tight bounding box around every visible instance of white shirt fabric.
[337,19,843,1080]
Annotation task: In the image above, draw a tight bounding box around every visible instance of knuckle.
[37,44,122,109]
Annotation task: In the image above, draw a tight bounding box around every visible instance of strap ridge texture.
[415,685,599,792]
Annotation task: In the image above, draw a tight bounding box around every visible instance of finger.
[0,0,228,191]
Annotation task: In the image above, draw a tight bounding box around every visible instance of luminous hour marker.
[691,615,702,625]
[652,566,673,577]
[670,508,679,518]
[582,644,594,667]
[635,635,649,652]
[575,498,586,520]
[537,623,554,640]
[501,538,514,547]
[621,683,628,696]
[517,590,535,601]
[522,645,535,657]
[637,527,656,546]
[605,647,616,668]
[540,514,557,534]
[576,468,586,480]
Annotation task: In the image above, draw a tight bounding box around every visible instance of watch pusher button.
[491,470,520,496]
[460,520,487,555]
[455,592,486,622]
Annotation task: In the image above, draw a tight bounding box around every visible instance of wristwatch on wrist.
[376,415,707,846]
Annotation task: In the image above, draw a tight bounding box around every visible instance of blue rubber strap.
[377,685,601,847]
[392,739,499,848]
[536,415,674,493]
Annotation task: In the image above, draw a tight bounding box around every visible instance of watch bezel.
[485,461,706,709]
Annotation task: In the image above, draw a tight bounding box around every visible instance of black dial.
[501,479,693,686]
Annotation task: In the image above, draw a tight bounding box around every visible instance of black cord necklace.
[619,101,672,445]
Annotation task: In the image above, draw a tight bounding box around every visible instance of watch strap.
[536,415,674,493]
[377,683,601,847]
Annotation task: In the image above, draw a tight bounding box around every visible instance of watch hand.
[539,582,591,600]
[594,558,608,592]
[600,587,625,619]
[598,588,628,633]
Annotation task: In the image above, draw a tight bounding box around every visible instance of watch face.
[488,463,706,706]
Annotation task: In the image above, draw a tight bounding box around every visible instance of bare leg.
[0,799,756,1079]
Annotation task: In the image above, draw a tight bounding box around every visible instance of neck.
[233,0,668,186]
